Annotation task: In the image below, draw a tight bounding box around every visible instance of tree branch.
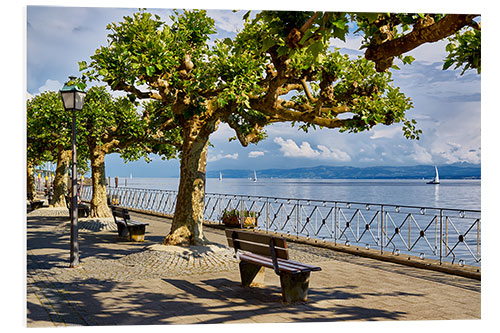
[365,14,478,71]
[112,81,163,100]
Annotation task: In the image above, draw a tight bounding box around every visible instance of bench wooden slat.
[227,238,288,259]
[225,229,287,249]
[127,220,149,226]
[239,253,301,274]
[279,258,322,272]
[241,252,320,273]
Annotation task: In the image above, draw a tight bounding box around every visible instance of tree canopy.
[79,9,480,245]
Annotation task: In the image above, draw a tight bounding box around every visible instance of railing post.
[266,197,269,232]
[439,209,443,265]
[334,202,338,245]
[380,205,384,255]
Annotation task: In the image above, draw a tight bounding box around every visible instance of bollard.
[115,176,119,188]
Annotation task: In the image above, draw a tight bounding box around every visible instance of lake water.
[120,177,481,211]
[107,177,481,266]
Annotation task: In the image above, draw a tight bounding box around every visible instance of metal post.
[380,205,384,254]
[439,209,443,265]
[70,109,79,268]
[334,202,337,245]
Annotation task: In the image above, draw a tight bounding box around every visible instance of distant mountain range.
[207,163,481,180]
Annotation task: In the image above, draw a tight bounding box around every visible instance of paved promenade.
[26,205,481,327]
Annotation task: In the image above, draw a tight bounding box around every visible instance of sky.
[24,1,483,177]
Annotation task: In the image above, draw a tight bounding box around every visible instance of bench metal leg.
[280,271,311,303]
[239,261,266,287]
[128,225,146,242]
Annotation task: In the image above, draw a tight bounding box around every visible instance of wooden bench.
[111,206,149,242]
[27,193,44,210]
[65,196,90,218]
[226,229,321,303]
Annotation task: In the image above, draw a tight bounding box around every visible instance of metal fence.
[82,185,481,267]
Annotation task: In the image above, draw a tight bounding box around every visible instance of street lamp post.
[60,77,86,268]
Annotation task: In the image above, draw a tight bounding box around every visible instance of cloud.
[274,137,320,158]
[248,151,265,158]
[38,79,62,93]
[431,142,481,164]
[412,143,433,164]
[207,152,238,163]
[274,137,351,162]
[369,125,402,140]
[317,145,351,162]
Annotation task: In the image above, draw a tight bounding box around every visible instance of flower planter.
[222,215,258,228]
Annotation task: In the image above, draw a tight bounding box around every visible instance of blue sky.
[25,1,483,177]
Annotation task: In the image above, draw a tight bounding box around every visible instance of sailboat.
[252,170,257,182]
[427,166,440,184]
[219,172,223,181]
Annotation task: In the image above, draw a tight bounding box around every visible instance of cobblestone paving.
[27,207,481,326]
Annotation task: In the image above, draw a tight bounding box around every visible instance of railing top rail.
[90,185,481,214]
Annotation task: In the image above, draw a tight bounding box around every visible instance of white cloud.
[274,137,320,158]
[274,137,351,162]
[248,151,265,158]
[431,142,481,164]
[38,79,62,93]
[412,143,433,164]
[207,152,238,163]
[317,145,351,162]
[370,125,402,140]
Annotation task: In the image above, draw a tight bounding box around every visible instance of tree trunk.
[89,148,112,217]
[27,162,36,200]
[50,149,71,207]
[163,118,216,246]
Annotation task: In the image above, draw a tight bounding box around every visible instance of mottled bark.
[89,148,112,218]
[50,149,71,207]
[365,14,478,72]
[163,118,217,246]
[27,162,36,200]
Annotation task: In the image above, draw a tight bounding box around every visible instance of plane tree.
[78,85,180,217]
[80,10,480,246]
[27,91,88,207]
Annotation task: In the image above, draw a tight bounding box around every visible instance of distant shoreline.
[205,163,481,180]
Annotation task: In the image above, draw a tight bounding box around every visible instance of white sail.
[427,165,440,184]
[253,170,257,182]
[219,172,223,181]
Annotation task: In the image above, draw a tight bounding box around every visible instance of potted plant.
[221,209,258,228]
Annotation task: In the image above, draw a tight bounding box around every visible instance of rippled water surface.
[122,178,480,211]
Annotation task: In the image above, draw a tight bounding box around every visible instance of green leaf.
[277,46,288,57]
[308,41,323,59]
[78,61,88,71]
[442,59,454,70]
[261,38,276,52]
[146,65,156,76]
[243,11,251,21]
[402,55,415,65]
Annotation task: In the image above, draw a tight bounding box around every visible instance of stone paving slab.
[26,207,481,327]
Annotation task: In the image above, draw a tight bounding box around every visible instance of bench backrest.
[225,229,289,260]
[111,206,131,221]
